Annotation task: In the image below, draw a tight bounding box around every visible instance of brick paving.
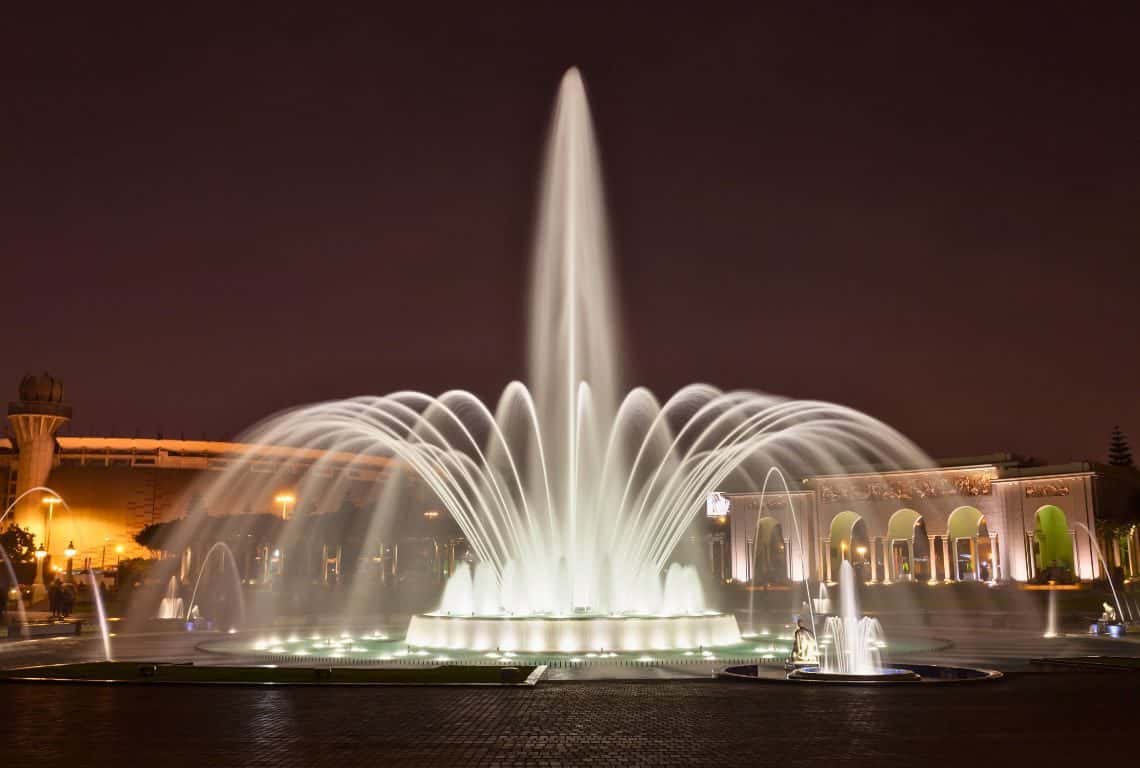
[1,670,1135,766]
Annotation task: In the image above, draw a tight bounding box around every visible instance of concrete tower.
[7,372,71,542]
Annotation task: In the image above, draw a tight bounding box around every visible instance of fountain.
[814,582,832,616]
[819,562,889,674]
[1072,522,1130,632]
[790,561,919,681]
[156,576,184,620]
[1044,588,1059,638]
[154,68,931,655]
[722,555,1000,682]
[184,542,244,631]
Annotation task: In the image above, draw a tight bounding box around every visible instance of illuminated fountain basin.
[406,612,741,653]
[410,560,740,652]
[204,628,793,666]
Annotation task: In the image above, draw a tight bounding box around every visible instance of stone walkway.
[1,669,1136,766]
[2,624,1138,765]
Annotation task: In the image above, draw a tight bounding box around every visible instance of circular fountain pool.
[720,662,1001,685]
[786,665,921,683]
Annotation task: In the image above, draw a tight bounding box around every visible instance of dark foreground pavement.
[1,667,1134,767]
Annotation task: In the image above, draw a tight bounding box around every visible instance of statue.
[1101,602,1117,624]
[792,618,818,664]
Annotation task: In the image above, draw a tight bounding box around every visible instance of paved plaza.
[1,626,1138,766]
[1,666,1135,766]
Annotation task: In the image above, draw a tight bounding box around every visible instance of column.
[882,539,892,584]
[942,537,953,582]
[906,540,914,582]
[869,539,879,583]
[928,535,939,583]
[988,534,998,582]
[824,538,833,583]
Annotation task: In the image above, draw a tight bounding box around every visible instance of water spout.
[1072,522,1128,623]
[820,561,886,675]
[185,542,245,628]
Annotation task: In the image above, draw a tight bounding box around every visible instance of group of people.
[48,578,77,619]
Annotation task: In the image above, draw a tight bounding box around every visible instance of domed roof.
[18,372,65,404]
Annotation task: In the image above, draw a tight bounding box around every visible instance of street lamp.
[64,541,76,578]
[33,544,48,594]
[274,492,296,520]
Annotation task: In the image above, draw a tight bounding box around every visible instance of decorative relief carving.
[819,470,995,505]
[707,493,792,517]
[1025,481,1071,498]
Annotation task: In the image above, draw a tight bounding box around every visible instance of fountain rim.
[718,661,1003,685]
[419,610,729,622]
[406,611,744,652]
[787,665,922,683]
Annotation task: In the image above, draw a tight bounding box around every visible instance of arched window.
[752,517,787,584]
[1034,505,1074,579]
[947,506,986,581]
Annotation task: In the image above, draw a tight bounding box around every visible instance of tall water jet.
[89,569,113,661]
[820,561,886,675]
[156,576,184,620]
[440,562,474,616]
[530,69,623,610]
[1044,588,1059,638]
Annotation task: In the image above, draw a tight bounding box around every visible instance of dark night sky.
[2,3,1138,463]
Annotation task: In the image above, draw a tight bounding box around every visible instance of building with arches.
[710,454,1140,586]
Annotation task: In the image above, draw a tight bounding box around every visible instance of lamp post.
[274,492,295,520]
[34,544,48,596]
[64,541,76,579]
[114,544,125,589]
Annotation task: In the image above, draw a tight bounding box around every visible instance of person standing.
[48,578,62,618]
[60,582,76,618]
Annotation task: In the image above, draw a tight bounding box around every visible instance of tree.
[1108,426,1135,469]
[1,524,39,584]
[135,521,179,552]
[1,524,37,565]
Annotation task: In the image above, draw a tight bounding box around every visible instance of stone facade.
[713,455,1136,585]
